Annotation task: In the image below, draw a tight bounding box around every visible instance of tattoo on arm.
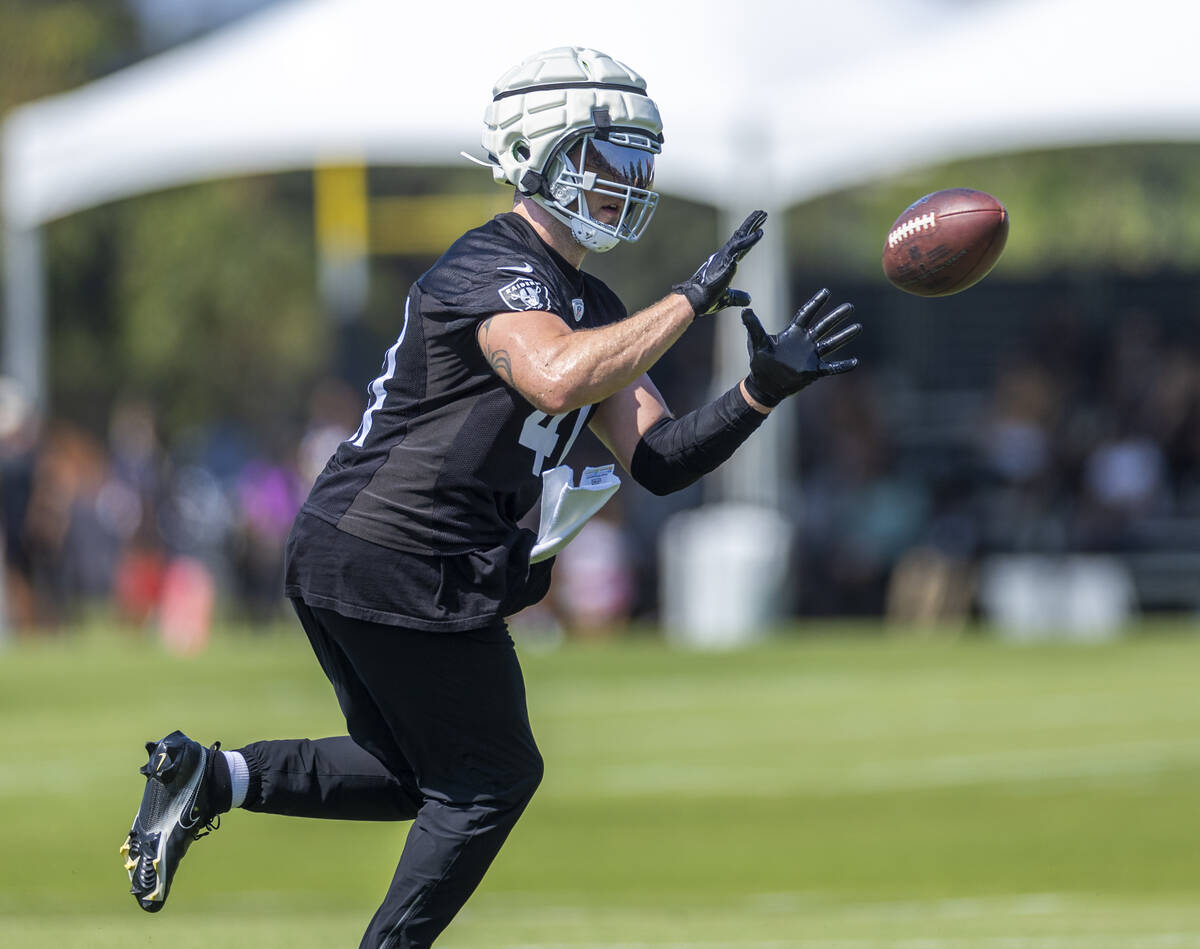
[480,318,514,386]
[489,349,514,386]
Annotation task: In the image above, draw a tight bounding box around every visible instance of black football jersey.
[287,212,628,627]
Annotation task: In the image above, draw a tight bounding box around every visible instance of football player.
[119,46,861,947]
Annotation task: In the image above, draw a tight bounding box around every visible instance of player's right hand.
[670,210,767,316]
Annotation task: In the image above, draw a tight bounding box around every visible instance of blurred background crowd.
[3,280,1198,638]
[3,0,1200,641]
[0,374,360,637]
[788,281,1200,623]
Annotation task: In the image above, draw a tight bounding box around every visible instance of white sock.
[221,750,250,809]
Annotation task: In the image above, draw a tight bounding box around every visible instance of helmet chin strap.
[570,217,620,253]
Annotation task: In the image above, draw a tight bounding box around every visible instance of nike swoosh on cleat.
[497,262,534,274]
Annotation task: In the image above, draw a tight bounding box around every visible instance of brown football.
[882,188,1009,297]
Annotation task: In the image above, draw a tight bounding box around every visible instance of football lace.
[888,212,936,247]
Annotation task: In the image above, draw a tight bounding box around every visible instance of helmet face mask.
[480,47,664,253]
[543,132,660,252]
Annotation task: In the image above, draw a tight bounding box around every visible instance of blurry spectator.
[108,399,163,499]
[1104,308,1163,421]
[152,462,233,639]
[297,377,361,487]
[552,510,635,638]
[158,464,234,565]
[22,422,112,626]
[1141,347,1200,499]
[980,364,1059,486]
[1076,430,1167,549]
[230,455,303,621]
[796,373,929,614]
[1084,435,1165,514]
[158,555,217,655]
[976,363,1071,553]
[885,545,974,629]
[113,544,165,626]
[106,400,168,626]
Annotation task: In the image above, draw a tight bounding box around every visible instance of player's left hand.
[740,288,861,407]
[671,210,767,316]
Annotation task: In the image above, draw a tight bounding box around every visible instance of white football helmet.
[480,47,664,252]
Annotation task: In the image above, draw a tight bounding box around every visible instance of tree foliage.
[48,176,328,439]
[0,0,135,115]
[115,178,327,435]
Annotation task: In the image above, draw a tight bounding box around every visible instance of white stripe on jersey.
[350,296,410,448]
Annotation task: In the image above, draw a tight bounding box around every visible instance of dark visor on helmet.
[582,138,656,191]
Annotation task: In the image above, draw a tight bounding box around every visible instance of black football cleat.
[120,730,220,912]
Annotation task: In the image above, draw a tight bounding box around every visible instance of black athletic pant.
[236,600,544,949]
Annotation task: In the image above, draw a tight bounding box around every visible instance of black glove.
[671,210,767,315]
[741,288,862,407]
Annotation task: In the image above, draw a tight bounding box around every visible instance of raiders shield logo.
[498,277,551,312]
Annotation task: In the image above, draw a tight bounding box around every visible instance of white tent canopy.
[2,0,962,229]
[4,0,1200,502]
[6,0,1200,230]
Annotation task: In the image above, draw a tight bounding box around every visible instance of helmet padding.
[480,47,663,251]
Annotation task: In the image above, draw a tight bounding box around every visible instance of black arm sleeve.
[629,383,767,496]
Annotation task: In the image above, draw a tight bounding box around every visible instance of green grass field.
[3,620,1200,947]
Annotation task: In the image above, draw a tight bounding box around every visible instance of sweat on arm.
[629,383,767,496]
